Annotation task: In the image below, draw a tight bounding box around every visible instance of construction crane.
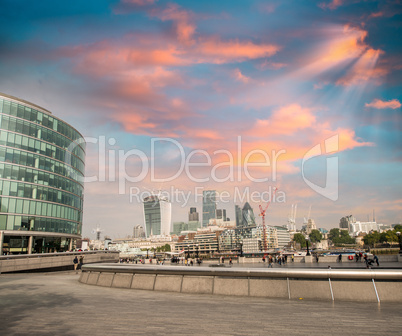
[259,187,278,252]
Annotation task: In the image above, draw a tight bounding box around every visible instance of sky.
[0,0,401,239]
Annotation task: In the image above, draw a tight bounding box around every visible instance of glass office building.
[0,93,85,254]
[143,194,171,237]
[202,190,216,227]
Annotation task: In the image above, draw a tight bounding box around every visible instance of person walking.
[268,256,273,268]
[73,256,79,274]
[373,254,379,266]
[78,256,84,270]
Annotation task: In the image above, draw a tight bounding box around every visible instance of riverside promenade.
[1,270,401,336]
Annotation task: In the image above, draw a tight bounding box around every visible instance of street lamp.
[196,244,199,258]
[240,242,243,257]
[306,238,311,256]
[187,245,190,260]
[146,248,149,259]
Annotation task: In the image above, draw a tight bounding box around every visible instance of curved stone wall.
[79,264,402,303]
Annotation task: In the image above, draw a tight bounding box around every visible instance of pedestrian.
[268,256,273,268]
[373,254,379,266]
[229,258,233,265]
[363,254,368,267]
[262,257,266,263]
[291,255,294,262]
[78,256,84,270]
[338,254,342,262]
[315,254,319,263]
[73,256,79,273]
[222,257,225,263]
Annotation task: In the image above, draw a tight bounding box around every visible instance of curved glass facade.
[0,93,85,241]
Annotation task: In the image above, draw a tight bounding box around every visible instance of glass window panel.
[30,201,36,214]
[6,215,14,230]
[16,199,23,213]
[23,200,30,214]
[8,198,16,213]
[36,202,42,215]
[1,197,9,212]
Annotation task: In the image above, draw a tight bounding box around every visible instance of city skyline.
[0,1,401,238]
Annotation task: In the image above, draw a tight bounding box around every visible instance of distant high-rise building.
[189,207,199,222]
[133,225,145,238]
[202,190,216,227]
[216,209,227,221]
[242,202,256,226]
[235,205,242,227]
[143,194,172,237]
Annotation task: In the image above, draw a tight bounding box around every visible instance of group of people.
[73,255,84,273]
[336,252,380,268]
[262,255,290,267]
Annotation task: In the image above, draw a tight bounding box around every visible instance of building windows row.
[0,179,82,209]
[0,214,81,235]
[0,196,82,223]
[0,114,85,161]
[0,130,84,174]
[0,162,83,197]
[0,147,83,183]
[0,98,83,143]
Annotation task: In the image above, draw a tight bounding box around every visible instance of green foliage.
[328,228,355,245]
[309,229,322,243]
[363,231,380,247]
[328,228,340,241]
[293,233,307,248]
[156,244,172,252]
[394,225,402,232]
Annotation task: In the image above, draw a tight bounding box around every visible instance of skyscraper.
[242,202,256,226]
[216,209,227,221]
[142,194,171,237]
[188,207,199,222]
[235,205,242,227]
[202,190,216,227]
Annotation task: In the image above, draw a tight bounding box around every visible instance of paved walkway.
[0,271,401,335]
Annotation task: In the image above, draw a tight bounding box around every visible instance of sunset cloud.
[365,99,401,109]
[233,68,250,83]
[150,3,196,45]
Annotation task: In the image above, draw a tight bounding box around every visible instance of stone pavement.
[0,271,401,336]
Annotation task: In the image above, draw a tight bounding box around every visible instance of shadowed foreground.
[0,272,401,336]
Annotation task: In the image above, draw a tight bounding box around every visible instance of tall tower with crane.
[259,187,278,251]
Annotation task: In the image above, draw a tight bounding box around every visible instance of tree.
[293,233,307,248]
[363,231,380,247]
[309,229,322,243]
[328,228,355,245]
[394,225,402,233]
[328,228,340,241]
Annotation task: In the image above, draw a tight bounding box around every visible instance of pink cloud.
[336,48,386,86]
[318,0,346,10]
[365,99,401,109]
[251,104,316,137]
[233,68,250,83]
[150,3,196,45]
[288,25,386,87]
[195,37,279,64]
